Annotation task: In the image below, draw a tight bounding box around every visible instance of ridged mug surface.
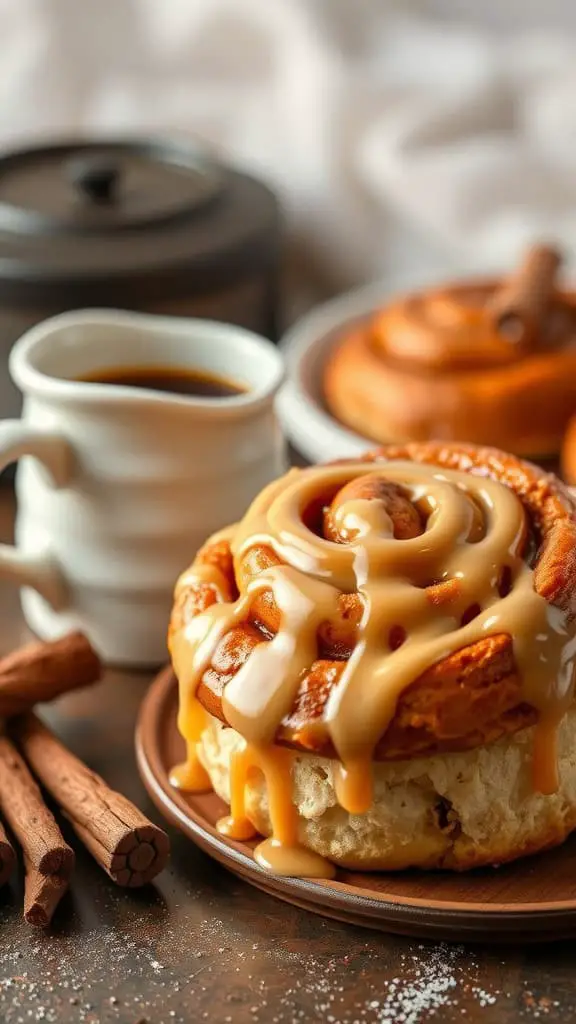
[4,310,285,665]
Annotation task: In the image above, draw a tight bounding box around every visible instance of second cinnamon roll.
[324,245,576,457]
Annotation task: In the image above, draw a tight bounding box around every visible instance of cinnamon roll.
[168,443,576,875]
[324,245,576,457]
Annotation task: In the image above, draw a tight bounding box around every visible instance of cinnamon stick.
[11,714,170,887]
[0,632,101,718]
[0,734,74,926]
[24,859,70,928]
[489,243,562,346]
[0,820,15,889]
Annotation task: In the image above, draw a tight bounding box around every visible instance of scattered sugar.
[367,944,460,1023]
[259,938,571,1023]
[0,883,570,1023]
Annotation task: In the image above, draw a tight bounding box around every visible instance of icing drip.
[216,742,335,878]
[217,745,257,841]
[169,691,210,792]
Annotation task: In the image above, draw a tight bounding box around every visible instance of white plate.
[277,273,448,464]
[277,282,391,464]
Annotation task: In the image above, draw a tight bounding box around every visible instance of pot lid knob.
[68,156,120,203]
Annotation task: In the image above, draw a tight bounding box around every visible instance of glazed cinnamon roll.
[324,246,576,457]
[168,444,576,875]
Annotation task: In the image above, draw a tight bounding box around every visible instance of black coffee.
[78,365,246,398]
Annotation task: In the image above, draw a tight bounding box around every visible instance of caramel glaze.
[168,444,576,878]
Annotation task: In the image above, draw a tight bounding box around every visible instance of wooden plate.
[136,668,576,942]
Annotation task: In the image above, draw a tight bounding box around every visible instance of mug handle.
[0,421,73,610]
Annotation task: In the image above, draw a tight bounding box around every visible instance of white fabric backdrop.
[2,0,576,308]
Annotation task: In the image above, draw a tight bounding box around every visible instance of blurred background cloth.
[2,0,576,313]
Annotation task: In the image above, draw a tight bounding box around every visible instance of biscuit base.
[197,712,576,871]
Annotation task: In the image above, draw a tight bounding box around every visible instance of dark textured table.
[0,487,574,1024]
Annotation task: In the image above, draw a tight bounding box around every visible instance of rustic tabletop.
[0,484,574,1024]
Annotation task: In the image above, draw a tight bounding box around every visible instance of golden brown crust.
[169,443,576,761]
[168,537,237,648]
[324,283,576,457]
[278,633,537,760]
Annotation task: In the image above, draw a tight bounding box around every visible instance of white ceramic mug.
[0,309,286,666]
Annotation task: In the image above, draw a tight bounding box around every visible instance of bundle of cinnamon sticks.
[0,631,169,927]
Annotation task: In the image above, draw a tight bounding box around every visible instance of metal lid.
[0,137,281,304]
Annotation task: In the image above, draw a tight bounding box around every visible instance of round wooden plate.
[136,667,576,942]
